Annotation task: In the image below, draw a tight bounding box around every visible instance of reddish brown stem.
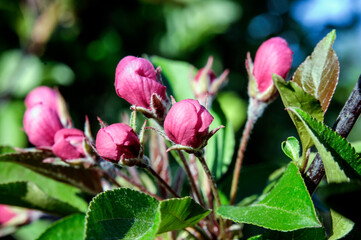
[144,165,180,198]
[230,98,267,205]
[197,155,226,240]
[177,150,206,207]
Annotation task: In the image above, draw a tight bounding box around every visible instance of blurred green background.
[1,0,361,166]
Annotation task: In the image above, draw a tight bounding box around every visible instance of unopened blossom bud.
[0,204,30,228]
[23,104,63,147]
[164,99,214,149]
[193,68,217,95]
[52,128,85,161]
[247,37,293,102]
[95,123,141,163]
[0,204,17,226]
[191,56,228,106]
[115,56,169,120]
[25,86,72,127]
[25,86,59,111]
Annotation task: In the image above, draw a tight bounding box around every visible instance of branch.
[304,75,361,195]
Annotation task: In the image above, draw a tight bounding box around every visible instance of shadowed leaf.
[0,148,102,194]
[0,162,88,214]
[36,214,85,240]
[317,181,361,226]
[0,182,83,215]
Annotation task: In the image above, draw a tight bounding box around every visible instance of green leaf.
[351,141,361,153]
[0,181,83,216]
[157,197,210,234]
[36,214,85,240]
[0,149,102,194]
[150,56,195,101]
[0,101,27,148]
[329,211,354,240]
[249,227,326,240]
[281,137,300,162]
[287,107,361,181]
[274,75,323,152]
[207,99,235,180]
[0,145,16,154]
[0,50,42,97]
[217,91,247,132]
[292,30,339,113]
[287,107,358,239]
[0,162,88,213]
[84,188,160,240]
[85,188,209,239]
[218,162,282,205]
[317,181,361,225]
[14,219,53,240]
[217,163,321,231]
[159,1,241,57]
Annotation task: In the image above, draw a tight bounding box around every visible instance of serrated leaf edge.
[288,107,361,180]
[217,163,321,232]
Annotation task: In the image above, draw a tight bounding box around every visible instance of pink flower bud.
[192,68,217,98]
[52,128,85,160]
[95,123,141,163]
[164,99,214,148]
[0,204,17,226]
[0,204,31,227]
[25,86,72,127]
[23,104,64,147]
[252,37,293,94]
[25,86,59,111]
[191,57,229,106]
[115,56,168,118]
[195,68,217,84]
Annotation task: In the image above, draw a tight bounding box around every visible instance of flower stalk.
[177,150,206,207]
[230,98,267,205]
[141,163,181,198]
[196,154,226,240]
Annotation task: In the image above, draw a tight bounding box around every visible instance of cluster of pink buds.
[246,37,293,102]
[23,36,292,168]
[23,86,88,163]
[94,55,222,166]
